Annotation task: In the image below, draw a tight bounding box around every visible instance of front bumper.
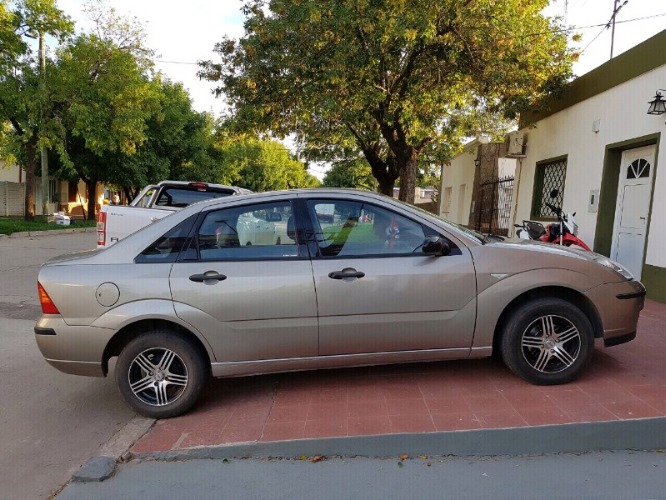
[34,316,116,377]
[585,279,646,347]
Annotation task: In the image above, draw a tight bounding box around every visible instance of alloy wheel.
[127,347,189,407]
[520,314,581,374]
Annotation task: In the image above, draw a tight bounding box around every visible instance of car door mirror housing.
[422,236,450,256]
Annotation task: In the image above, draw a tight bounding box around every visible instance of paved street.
[0,231,136,499]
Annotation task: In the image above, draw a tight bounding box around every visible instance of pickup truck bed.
[97,181,249,248]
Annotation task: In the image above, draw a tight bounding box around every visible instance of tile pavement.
[132,299,666,454]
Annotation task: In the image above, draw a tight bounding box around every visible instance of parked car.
[96,181,251,248]
[36,189,645,418]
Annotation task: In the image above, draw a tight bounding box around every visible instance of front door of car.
[169,199,318,362]
[305,198,477,356]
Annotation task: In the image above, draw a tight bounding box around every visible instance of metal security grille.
[532,159,566,218]
[474,175,515,236]
[0,181,26,216]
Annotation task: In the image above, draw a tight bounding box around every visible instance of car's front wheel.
[115,330,207,418]
[501,298,594,385]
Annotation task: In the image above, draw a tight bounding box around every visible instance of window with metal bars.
[531,157,567,219]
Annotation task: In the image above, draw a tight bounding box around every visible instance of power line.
[153,12,666,67]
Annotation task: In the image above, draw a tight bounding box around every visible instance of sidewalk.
[128,299,666,458]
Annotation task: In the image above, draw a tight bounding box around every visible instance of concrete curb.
[130,417,666,463]
[72,416,154,483]
[0,227,96,239]
[69,415,666,483]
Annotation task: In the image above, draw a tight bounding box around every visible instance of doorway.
[610,145,655,281]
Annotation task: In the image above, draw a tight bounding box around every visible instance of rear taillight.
[188,182,208,191]
[97,211,107,246]
[38,283,60,315]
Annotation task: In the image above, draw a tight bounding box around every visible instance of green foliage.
[213,133,319,192]
[50,33,158,159]
[322,157,375,190]
[201,0,574,202]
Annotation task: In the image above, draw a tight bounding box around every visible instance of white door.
[610,146,655,281]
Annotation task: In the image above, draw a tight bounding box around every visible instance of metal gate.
[474,176,514,236]
[0,181,26,216]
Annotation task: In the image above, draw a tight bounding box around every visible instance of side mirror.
[422,236,450,257]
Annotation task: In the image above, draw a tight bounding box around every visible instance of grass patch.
[0,217,96,235]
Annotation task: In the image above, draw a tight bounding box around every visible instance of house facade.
[0,160,101,218]
[441,29,666,303]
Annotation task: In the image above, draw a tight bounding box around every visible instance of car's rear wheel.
[115,330,207,418]
[501,298,594,385]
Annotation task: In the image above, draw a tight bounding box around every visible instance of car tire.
[115,330,207,419]
[500,298,594,385]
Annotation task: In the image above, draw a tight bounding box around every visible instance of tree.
[200,0,574,203]
[97,78,221,200]
[213,133,319,192]
[0,0,72,219]
[322,157,376,190]
[45,3,159,217]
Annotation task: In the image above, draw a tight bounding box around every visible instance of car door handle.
[328,269,365,280]
[189,272,227,283]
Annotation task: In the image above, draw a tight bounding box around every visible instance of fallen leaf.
[417,455,427,460]
[311,455,326,463]
[397,462,404,468]
[399,454,409,460]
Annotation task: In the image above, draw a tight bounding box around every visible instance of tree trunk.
[397,159,418,203]
[397,148,419,204]
[85,179,97,220]
[24,138,37,220]
[361,145,399,197]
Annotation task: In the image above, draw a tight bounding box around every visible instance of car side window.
[135,215,197,263]
[307,200,427,257]
[196,201,299,260]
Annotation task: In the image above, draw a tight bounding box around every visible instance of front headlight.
[594,256,634,280]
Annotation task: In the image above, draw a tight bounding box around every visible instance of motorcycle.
[514,190,591,251]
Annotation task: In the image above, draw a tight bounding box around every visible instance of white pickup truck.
[96,181,250,248]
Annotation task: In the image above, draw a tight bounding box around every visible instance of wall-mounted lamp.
[647,90,666,115]
[474,159,481,167]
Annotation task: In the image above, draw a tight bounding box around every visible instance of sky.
[52,0,666,179]
[54,0,666,114]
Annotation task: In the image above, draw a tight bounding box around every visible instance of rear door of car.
[303,195,477,356]
[168,196,318,362]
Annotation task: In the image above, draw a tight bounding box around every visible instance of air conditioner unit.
[507,132,526,157]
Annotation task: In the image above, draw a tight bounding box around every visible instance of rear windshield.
[153,187,236,208]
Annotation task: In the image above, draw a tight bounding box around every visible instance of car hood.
[470,236,631,289]
[499,237,594,260]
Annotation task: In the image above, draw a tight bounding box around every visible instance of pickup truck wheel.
[501,298,594,385]
[115,330,207,419]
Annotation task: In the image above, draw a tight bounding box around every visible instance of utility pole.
[610,0,629,59]
[39,31,49,217]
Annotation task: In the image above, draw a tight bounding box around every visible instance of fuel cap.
[96,282,120,307]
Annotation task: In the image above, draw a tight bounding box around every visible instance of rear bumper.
[34,316,114,377]
[585,279,646,345]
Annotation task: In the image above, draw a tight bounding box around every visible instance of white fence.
[0,182,25,217]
